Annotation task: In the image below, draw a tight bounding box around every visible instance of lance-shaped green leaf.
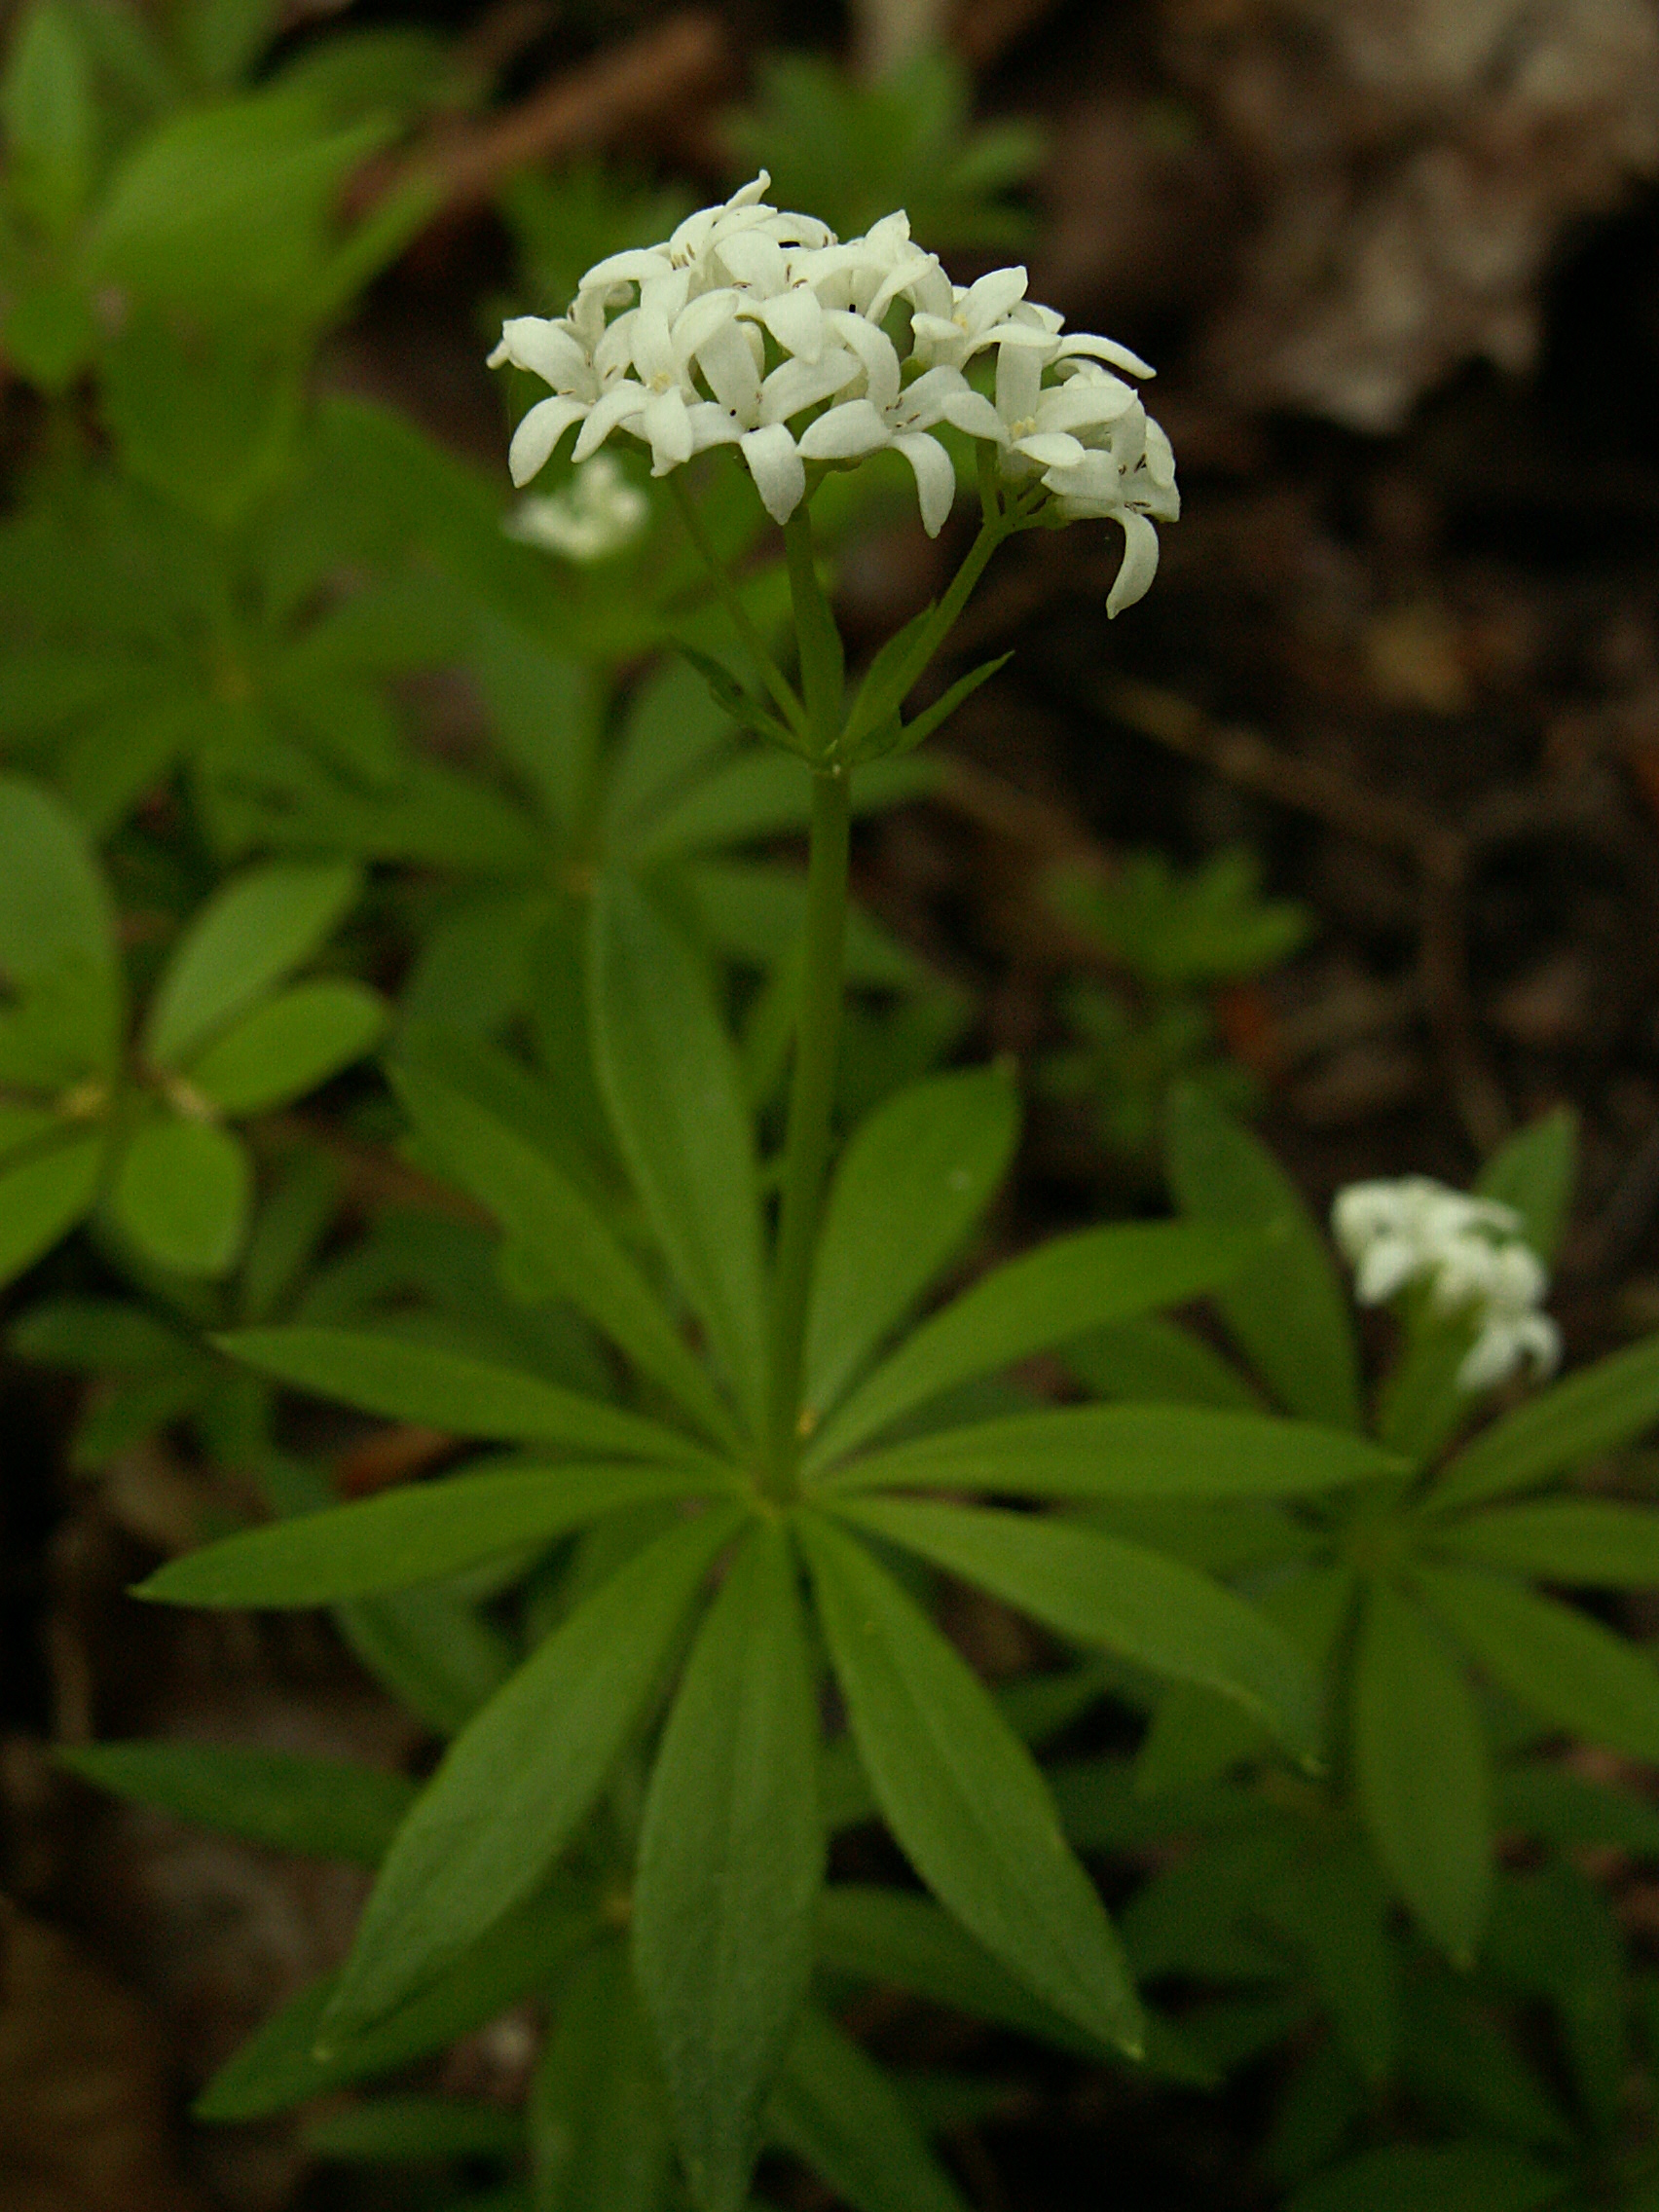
[798,1510,1142,2055]
[1416,1563,1659,1760]
[0,774,121,1076]
[185,980,389,1114]
[589,875,766,1433]
[765,2006,970,2212]
[196,1884,596,2120]
[143,860,360,1069]
[820,1402,1406,1500]
[1479,1107,1578,1264]
[216,1327,708,1462]
[1438,1499,1659,1586]
[1427,1336,1659,1515]
[531,1937,675,2212]
[1353,1579,1492,1964]
[1059,1315,1261,1411]
[885,653,1012,758]
[391,1062,739,1450]
[805,1065,1019,1420]
[835,1496,1318,1763]
[113,1116,250,1275]
[322,1507,741,2042]
[58,1742,416,1867]
[1167,1085,1362,1429]
[806,1221,1247,1467]
[634,1522,823,2212]
[139,1461,728,1609]
[0,1134,104,1289]
[303,2096,522,2164]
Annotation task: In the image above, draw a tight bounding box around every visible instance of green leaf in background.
[1167,1085,1362,1430]
[1417,1563,1659,1760]
[765,2005,971,2212]
[1058,1315,1261,1411]
[303,2093,522,2164]
[588,873,766,1431]
[0,1134,104,1288]
[392,1060,738,1451]
[100,313,301,531]
[807,1221,1248,1465]
[138,1461,725,1607]
[1494,1759,1659,1856]
[823,1402,1406,1500]
[185,979,388,1112]
[837,1496,1318,1760]
[2,0,95,242]
[196,1883,596,2120]
[142,859,360,1070]
[335,1582,513,1738]
[321,1507,740,2041]
[1352,1579,1492,1964]
[1427,1336,1659,1515]
[804,1064,1018,1421]
[634,1522,823,2212]
[112,1115,250,1275]
[0,775,121,1079]
[58,1741,416,1867]
[1440,1499,1659,1585]
[1285,2141,1561,2212]
[531,1937,675,2212]
[1261,1842,1398,2083]
[216,1327,709,1463]
[1478,1106,1578,1264]
[798,1509,1143,2056]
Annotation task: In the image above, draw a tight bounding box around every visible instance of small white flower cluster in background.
[489,173,1177,613]
[1332,1176,1562,1394]
[502,455,648,562]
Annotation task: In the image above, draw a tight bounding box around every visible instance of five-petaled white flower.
[1332,1175,1561,1394]
[489,174,1177,608]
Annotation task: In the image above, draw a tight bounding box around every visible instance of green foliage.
[726,47,1042,248]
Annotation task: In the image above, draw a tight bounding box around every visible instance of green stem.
[783,506,844,754]
[763,761,853,1492]
[669,474,809,745]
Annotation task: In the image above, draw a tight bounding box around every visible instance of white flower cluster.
[502,455,648,562]
[1332,1177,1561,1394]
[489,173,1178,614]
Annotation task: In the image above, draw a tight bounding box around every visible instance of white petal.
[798,399,891,460]
[508,395,588,485]
[995,343,1042,425]
[892,431,957,538]
[697,318,762,419]
[1055,332,1156,377]
[826,311,902,414]
[1142,415,1177,490]
[490,316,587,389]
[718,229,790,297]
[578,247,673,294]
[758,348,861,425]
[571,381,648,462]
[642,389,694,473]
[1014,431,1088,468]
[1354,1236,1419,1306]
[960,265,1028,331]
[686,400,744,452]
[739,423,805,524]
[939,389,1007,441]
[759,285,826,362]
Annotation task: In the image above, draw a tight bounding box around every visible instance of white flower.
[502,455,648,562]
[1331,1174,1559,1396]
[488,179,1177,581]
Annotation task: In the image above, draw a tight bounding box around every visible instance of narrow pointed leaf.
[185,979,388,1113]
[531,1937,674,2212]
[805,1065,1019,1421]
[799,1510,1142,2054]
[216,1326,706,1462]
[836,1495,1319,1762]
[807,1221,1247,1467]
[1428,1336,1659,1514]
[196,1884,595,2120]
[1167,1086,1362,1428]
[391,1061,739,1450]
[1285,2142,1560,2212]
[1416,1562,1659,1759]
[889,653,1012,756]
[137,1461,724,1607]
[821,1402,1406,1499]
[113,1116,249,1275]
[589,875,765,1431]
[1353,1579,1492,1963]
[634,1522,822,2212]
[0,1133,103,1288]
[765,2006,970,2212]
[58,1742,415,1866]
[1441,1499,1659,1586]
[301,2095,522,2163]
[323,1507,740,2040]
[144,860,359,1068]
[1060,1315,1261,1410]
[1478,1107,1577,1263]
[0,774,122,1074]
